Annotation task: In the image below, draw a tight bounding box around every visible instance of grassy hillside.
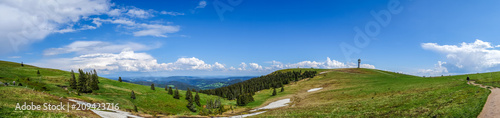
[239,68,490,117]
[0,60,229,117]
[0,60,494,117]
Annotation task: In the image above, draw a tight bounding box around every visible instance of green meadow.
[0,60,495,117]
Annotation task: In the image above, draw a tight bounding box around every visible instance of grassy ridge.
[250,68,489,117]
[0,60,494,117]
[0,60,230,117]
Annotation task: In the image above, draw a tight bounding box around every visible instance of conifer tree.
[93,69,99,83]
[90,71,99,90]
[37,70,40,76]
[187,98,197,112]
[77,69,87,93]
[195,91,201,106]
[151,84,155,90]
[70,70,77,89]
[134,105,138,112]
[281,86,284,92]
[85,72,93,93]
[185,87,192,101]
[168,87,173,95]
[272,88,277,96]
[21,62,24,67]
[131,90,136,99]
[118,77,122,82]
[173,88,180,99]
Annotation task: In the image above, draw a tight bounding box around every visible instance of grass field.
[246,68,490,117]
[0,60,495,117]
[0,60,231,117]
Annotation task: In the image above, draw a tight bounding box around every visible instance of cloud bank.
[419,39,500,75]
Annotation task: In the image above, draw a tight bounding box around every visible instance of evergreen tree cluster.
[200,70,316,106]
[69,69,100,93]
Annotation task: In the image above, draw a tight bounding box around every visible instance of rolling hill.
[0,60,497,117]
[0,60,231,117]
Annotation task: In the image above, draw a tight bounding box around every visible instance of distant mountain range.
[104,76,256,90]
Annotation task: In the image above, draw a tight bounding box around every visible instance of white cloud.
[238,62,247,70]
[418,61,448,76]
[160,11,185,16]
[0,0,111,53]
[43,41,159,56]
[195,1,207,9]
[249,63,263,70]
[93,18,180,37]
[107,8,124,17]
[126,8,153,19]
[35,50,229,73]
[133,24,180,37]
[421,39,500,74]
[269,57,376,69]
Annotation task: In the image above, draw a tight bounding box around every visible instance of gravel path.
[68,99,142,118]
[470,81,500,118]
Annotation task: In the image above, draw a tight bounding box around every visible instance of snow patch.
[307,87,323,92]
[250,98,290,112]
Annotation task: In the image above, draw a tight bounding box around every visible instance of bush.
[131,91,136,99]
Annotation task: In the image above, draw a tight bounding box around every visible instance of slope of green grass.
[0,60,229,117]
[249,68,489,117]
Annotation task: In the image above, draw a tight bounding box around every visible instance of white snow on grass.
[250,98,290,112]
[307,87,323,92]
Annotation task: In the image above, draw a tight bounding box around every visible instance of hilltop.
[0,60,497,117]
[243,68,491,117]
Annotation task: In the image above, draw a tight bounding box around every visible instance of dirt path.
[470,81,500,118]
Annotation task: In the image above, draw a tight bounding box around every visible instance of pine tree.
[168,87,173,95]
[37,70,40,76]
[134,105,138,112]
[93,69,99,83]
[77,69,87,93]
[118,77,122,82]
[85,72,93,93]
[90,71,99,90]
[173,88,180,99]
[281,86,284,92]
[70,70,77,89]
[187,98,197,112]
[272,88,277,96]
[195,92,201,106]
[185,87,192,101]
[151,84,155,90]
[131,90,136,99]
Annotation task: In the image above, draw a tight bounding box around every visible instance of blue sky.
[1,0,500,77]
